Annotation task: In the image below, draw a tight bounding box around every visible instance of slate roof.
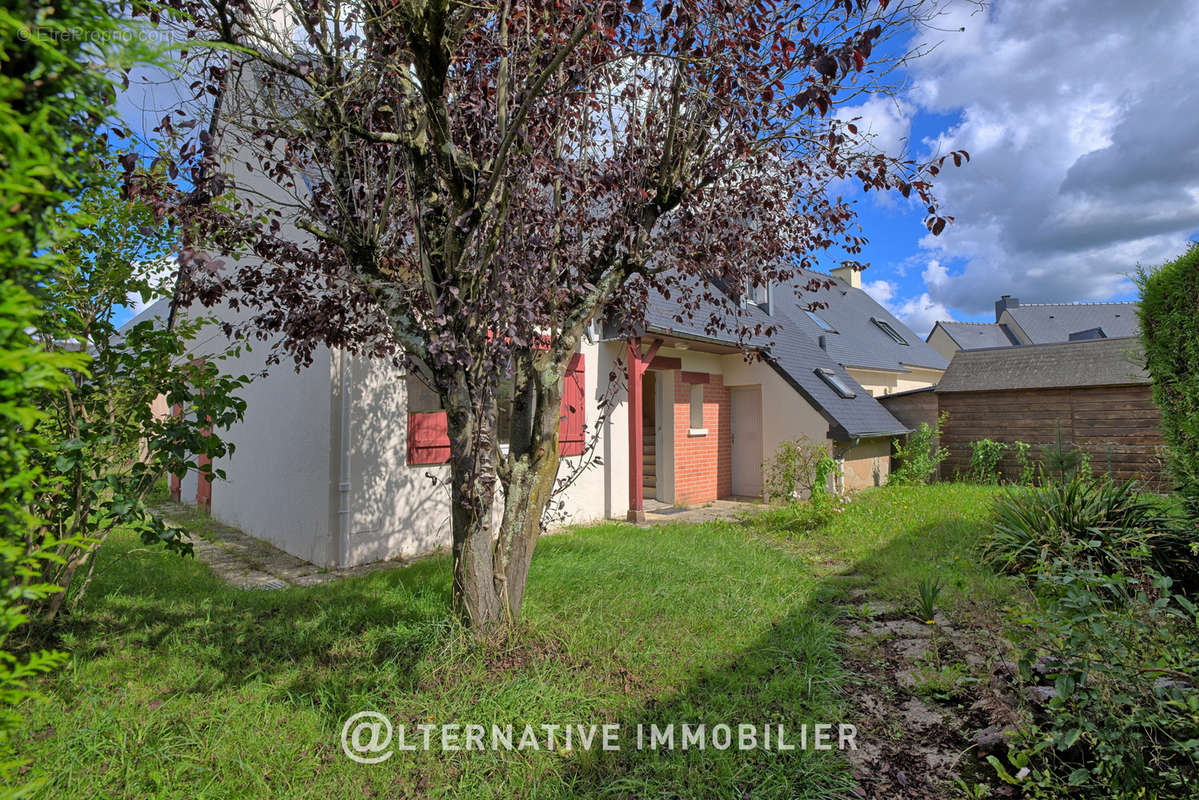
[776,271,950,372]
[933,321,1019,350]
[935,337,1149,393]
[639,278,910,440]
[1002,302,1139,343]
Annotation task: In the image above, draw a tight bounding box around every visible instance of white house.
[137,261,944,569]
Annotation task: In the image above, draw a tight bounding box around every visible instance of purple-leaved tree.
[128,0,967,631]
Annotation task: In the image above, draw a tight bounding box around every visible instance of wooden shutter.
[408,411,451,465]
[559,353,585,456]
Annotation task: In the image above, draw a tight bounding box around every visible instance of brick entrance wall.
[672,373,732,505]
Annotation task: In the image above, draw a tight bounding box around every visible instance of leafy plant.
[1011,440,1038,485]
[969,439,1007,484]
[1137,245,1199,519]
[892,411,949,485]
[764,437,837,504]
[981,476,1193,584]
[995,565,1199,798]
[27,174,249,621]
[1041,422,1089,483]
[0,0,159,785]
[915,575,944,624]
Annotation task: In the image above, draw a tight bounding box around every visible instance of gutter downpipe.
[335,349,352,568]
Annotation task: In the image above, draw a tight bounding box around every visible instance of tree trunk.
[493,446,560,621]
[442,349,571,633]
[444,384,504,633]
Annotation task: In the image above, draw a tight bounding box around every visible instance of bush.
[1137,246,1199,518]
[992,564,1199,798]
[892,411,949,485]
[981,476,1192,580]
[763,437,836,504]
[969,439,1007,484]
[1011,440,1038,485]
[1041,422,1091,483]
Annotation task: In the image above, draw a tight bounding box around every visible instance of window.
[871,317,908,345]
[1068,327,1106,341]
[805,310,836,332]
[406,373,450,465]
[815,368,856,399]
[689,383,705,430]
[742,278,770,313]
[406,373,442,412]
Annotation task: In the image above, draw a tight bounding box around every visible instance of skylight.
[815,368,856,398]
[871,317,908,345]
[805,310,836,332]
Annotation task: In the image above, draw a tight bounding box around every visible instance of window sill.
[687,428,708,437]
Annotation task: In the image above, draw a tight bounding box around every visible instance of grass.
[13,483,1005,799]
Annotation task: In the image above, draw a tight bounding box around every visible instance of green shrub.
[892,411,949,485]
[1041,422,1091,483]
[1011,440,1038,485]
[993,564,1199,798]
[1137,246,1199,518]
[969,439,1007,484]
[763,437,836,504]
[981,476,1187,579]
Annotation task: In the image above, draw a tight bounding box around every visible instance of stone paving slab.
[637,498,764,527]
[151,501,417,590]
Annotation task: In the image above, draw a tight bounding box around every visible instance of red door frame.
[626,337,663,521]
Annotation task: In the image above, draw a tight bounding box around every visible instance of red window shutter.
[559,353,585,456]
[408,411,451,465]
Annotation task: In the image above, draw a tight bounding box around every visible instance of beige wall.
[926,326,962,362]
[845,365,944,397]
[839,437,891,490]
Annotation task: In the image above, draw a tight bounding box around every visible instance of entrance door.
[642,371,657,501]
[730,386,763,497]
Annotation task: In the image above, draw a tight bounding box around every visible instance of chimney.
[830,265,861,289]
[995,294,1019,322]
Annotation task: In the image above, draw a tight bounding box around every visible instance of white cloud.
[835,95,915,158]
[863,264,950,338]
[904,0,1199,317]
[861,277,896,306]
[895,292,952,339]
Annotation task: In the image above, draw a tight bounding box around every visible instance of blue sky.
[825,0,1199,336]
[115,0,1199,336]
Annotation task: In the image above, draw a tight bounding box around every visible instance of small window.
[805,310,836,332]
[871,317,908,345]
[406,373,442,412]
[815,368,856,399]
[742,278,770,312]
[689,383,704,429]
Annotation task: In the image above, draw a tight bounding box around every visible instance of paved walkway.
[638,497,764,527]
[151,501,414,590]
[154,496,764,590]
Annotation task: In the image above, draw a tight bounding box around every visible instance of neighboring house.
[926,294,1140,361]
[137,262,934,569]
[880,337,1166,486]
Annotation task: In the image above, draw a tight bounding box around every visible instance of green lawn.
[13,484,1004,799]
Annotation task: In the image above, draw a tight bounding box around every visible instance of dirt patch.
[837,592,1022,798]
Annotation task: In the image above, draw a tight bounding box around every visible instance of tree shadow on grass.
[552,515,998,800]
[46,537,457,716]
[37,494,996,799]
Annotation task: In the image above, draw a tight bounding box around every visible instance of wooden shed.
[880,337,1168,486]
[936,337,1164,485]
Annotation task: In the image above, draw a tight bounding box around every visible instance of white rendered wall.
[189,315,337,565]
